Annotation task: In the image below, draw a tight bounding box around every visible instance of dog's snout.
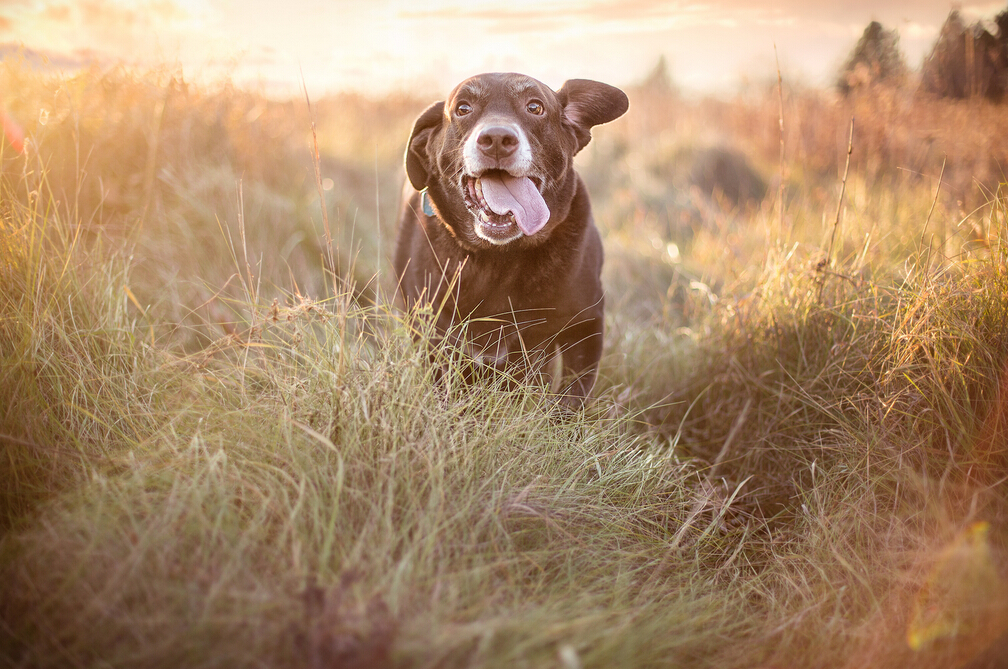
[476,125,519,159]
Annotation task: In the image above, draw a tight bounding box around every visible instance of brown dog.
[394,72,628,407]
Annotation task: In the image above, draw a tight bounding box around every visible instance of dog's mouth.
[462,170,549,245]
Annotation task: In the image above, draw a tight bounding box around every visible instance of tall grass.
[2,64,1008,668]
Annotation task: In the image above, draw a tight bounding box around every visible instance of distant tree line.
[838,6,1008,101]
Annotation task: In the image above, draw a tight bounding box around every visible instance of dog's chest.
[454,252,560,315]
[449,257,562,362]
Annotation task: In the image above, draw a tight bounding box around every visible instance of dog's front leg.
[555,316,604,408]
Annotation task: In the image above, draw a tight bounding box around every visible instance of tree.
[837,21,908,95]
[921,9,1008,101]
[640,55,677,96]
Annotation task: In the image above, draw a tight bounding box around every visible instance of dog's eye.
[526,100,545,116]
[455,102,472,117]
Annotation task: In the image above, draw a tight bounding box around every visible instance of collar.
[420,188,435,217]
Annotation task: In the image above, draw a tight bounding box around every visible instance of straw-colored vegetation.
[2,51,1008,668]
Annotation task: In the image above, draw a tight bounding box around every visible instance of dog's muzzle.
[462,170,549,245]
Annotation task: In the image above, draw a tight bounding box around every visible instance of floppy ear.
[557,79,629,154]
[404,101,445,191]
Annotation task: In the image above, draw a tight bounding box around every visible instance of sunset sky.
[2,1,1005,97]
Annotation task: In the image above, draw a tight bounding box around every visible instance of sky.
[1,1,1006,97]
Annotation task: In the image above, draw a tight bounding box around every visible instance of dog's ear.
[405,101,445,190]
[557,80,629,154]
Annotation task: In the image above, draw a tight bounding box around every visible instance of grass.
[2,62,1008,668]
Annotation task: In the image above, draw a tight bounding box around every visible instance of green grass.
[3,64,1008,668]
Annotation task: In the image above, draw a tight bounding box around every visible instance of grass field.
[3,60,1008,668]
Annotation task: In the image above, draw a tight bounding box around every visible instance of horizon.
[2,1,1006,98]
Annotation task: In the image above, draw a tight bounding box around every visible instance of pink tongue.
[479,174,550,236]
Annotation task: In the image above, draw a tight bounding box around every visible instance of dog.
[394,72,628,407]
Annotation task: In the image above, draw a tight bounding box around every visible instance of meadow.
[2,59,1008,668]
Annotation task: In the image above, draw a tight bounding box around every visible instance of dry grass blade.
[775,42,786,241]
[826,115,855,269]
[920,155,947,249]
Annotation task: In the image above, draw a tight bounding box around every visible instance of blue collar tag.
[420,188,435,217]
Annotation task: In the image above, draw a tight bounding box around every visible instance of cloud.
[73,0,194,34]
[398,1,715,29]
[41,3,71,23]
[2,0,219,68]
[391,0,1002,36]
[2,0,1004,97]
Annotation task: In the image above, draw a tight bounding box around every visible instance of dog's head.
[405,73,628,249]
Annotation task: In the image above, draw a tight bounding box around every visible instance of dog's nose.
[476,125,519,160]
